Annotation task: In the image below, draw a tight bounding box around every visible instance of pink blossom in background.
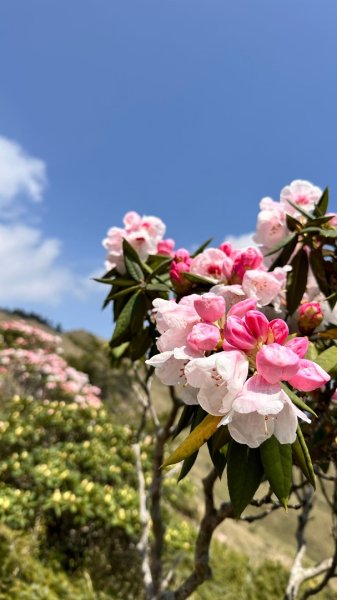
[280,180,322,217]
[103,211,166,274]
[157,238,175,255]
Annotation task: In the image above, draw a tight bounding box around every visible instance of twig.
[133,442,153,600]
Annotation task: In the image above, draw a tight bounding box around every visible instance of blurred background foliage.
[0,310,334,599]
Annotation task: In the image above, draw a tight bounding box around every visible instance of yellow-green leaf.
[162,414,222,468]
[315,346,337,373]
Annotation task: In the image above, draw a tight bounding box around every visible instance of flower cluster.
[147,290,330,448]
[103,210,174,274]
[0,321,101,408]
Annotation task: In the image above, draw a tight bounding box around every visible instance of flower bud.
[244,310,269,343]
[298,302,323,335]
[157,238,175,256]
[268,319,289,345]
[224,316,256,350]
[187,322,220,352]
[232,247,264,282]
[194,293,226,322]
[169,249,192,293]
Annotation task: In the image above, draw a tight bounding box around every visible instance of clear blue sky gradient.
[1,1,337,335]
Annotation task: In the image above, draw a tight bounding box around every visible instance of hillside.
[0,308,335,593]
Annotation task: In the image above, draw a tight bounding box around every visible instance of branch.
[132,442,154,600]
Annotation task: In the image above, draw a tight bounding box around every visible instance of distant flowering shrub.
[0,321,101,407]
[100,179,337,515]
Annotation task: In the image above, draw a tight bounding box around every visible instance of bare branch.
[132,442,153,600]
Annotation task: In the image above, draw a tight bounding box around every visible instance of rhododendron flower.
[220,374,310,448]
[185,351,249,415]
[103,211,166,273]
[194,292,226,322]
[152,295,200,353]
[280,180,322,217]
[231,247,264,282]
[253,197,287,250]
[157,238,175,255]
[242,267,289,308]
[169,248,192,292]
[298,301,323,334]
[190,248,232,281]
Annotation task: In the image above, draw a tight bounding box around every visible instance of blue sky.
[0,1,337,336]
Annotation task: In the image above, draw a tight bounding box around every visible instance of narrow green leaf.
[173,405,198,439]
[281,383,317,418]
[146,282,171,293]
[286,249,309,314]
[162,415,222,468]
[260,436,292,509]
[264,232,298,257]
[110,291,141,346]
[268,234,299,270]
[313,187,329,217]
[122,238,151,278]
[149,257,172,278]
[184,272,216,285]
[129,329,152,360]
[227,442,264,517]
[110,284,141,299]
[125,255,144,282]
[319,229,337,239]
[111,342,129,360]
[286,199,313,220]
[178,451,199,482]
[309,248,330,298]
[286,214,302,232]
[191,238,213,258]
[305,342,318,361]
[292,427,316,488]
[314,346,337,373]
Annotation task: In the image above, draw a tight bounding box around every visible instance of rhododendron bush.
[99,180,337,600]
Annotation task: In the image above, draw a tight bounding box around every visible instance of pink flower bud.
[219,242,233,256]
[194,293,226,322]
[232,247,264,282]
[224,316,257,350]
[288,359,330,392]
[170,249,192,293]
[227,298,257,318]
[256,343,299,384]
[285,337,309,359]
[298,302,323,334]
[268,319,289,345]
[187,322,220,352]
[157,238,175,256]
[244,310,269,342]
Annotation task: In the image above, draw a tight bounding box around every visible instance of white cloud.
[0,223,73,303]
[0,135,94,306]
[0,136,47,213]
[224,232,256,249]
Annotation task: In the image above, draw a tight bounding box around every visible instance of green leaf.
[268,234,299,270]
[129,329,152,360]
[314,346,337,373]
[146,282,171,293]
[162,414,222,468]
[94,276,136,286]
[110,284,141,299]
[260,436,292,509]
[184,272,216,285]
[148,257,172,278]
[173,406,198,439]
[292,427,315,488]
[305,342,318,361]
[309,248,330,298]
[191,238,213,258]
[178,451,199,482]
[286,198,313,220]
[124,255,144,282]
[286,214,302,232]
[319,228,337,239]
[281,383,317,418]
[111,342,129,360]
[286,249,309,314]
[227,442,264,517]
[122,238,151,280]
[264,232,298,257]
[207,426,231,478]
[110,291,141,346]
[313,187,329,217]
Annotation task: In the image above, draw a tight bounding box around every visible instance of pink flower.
[253,197,287,250]
[242,267,289,307]
[287,359,330,392]
[280,180,322,217]
[221,374,310,448]
[224,316,257,351]
[185,350,249,415]
[285,337,309,358]
[103,211,166,274]
[152,296,200,353]
[190,248,232,282]
[170,249,192,293]
[187,323,220,352]
[232,247,264,282]
[194,293,226,322]
[256,343,300,384]
[157,238,175,256]
[268,319,289,345]
[298,302,323,334]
